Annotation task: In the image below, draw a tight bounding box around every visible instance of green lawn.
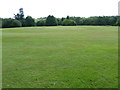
[2,26,118,88]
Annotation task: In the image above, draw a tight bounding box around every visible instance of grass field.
[2,26,118,88]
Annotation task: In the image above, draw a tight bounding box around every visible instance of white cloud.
[0,0,119,18]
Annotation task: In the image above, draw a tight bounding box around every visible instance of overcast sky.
[0,0,119,18]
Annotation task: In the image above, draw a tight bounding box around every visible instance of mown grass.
[2,26,118,88]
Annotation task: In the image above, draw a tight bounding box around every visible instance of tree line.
[1,8,120,28]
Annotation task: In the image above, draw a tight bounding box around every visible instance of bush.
[46,15,58,26]
[36,20,45,26]
[62,19,76,26]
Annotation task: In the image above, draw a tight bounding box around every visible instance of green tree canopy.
[25,16,35,26]
[2,18,22,28]
[62,19,76,26]
[36,20,45,26]
[46,15,58,26]
[14,8,24,20]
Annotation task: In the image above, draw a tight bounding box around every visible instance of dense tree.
[66,16,70,19]
[36,17,47,22]
[14,8,26,27]
[46,15,58,26]
[56,18,62,25]
[19,19,27,27]
[11,19,22,27]
[2,18,22,28]
[14,8,24,20]
[2,18,12,28]
[0,18,2,28]
[62,19,76,26]
[61,17,65,21]
[2,13,119,28]
[25,16,35,26]
[36,20,45,26]
[116,17,120,26]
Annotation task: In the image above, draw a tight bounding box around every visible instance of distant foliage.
[0,18,2,28]
[1,8,119,28]
[36,20,45,26]
[11,19,22,27]
[2,19,12,28]
[56,18,64,25]
[25,16,35,26]
[46,15,58,26]
[35,17,47,22]
[69,16,118,26]
[14,8,24,20]
[62,19,76,26]
[2,18,22,28]
[116,18,120,26]
[61,17,65,21]
[19,19,27,27]
[66,16,70,19]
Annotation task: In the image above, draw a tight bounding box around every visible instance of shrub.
[62,19,76,26]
